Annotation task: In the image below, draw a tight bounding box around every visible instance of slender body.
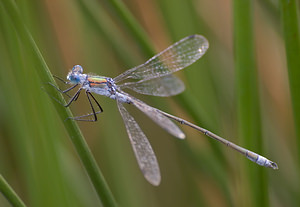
[55,35,278,186]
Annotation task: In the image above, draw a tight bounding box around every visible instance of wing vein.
[117,100,161,186]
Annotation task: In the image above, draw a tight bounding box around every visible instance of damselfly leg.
[49,76,103,121]
[67,91,103,122]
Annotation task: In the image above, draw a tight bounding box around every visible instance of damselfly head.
[72,65,83,73]
[67,65,84,84]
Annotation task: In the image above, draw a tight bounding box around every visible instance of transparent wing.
[114,34,209,83]
[128,95,186,139]
[119,75,185,97]
[117,100,161,186]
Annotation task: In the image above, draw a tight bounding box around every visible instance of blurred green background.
[0,0,299,207]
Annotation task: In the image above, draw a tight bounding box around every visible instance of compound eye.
[72,65,83,74]
[67,74,81,83]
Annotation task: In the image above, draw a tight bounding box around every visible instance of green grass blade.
[0,175,27,207]
[1,1,117,206]
[280,1,300,205]
[280,0,300,164]
[233,1,269,206]
[105,0,155,57]
[75,0,136,67]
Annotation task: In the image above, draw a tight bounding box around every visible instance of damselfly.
[52,35,278,186]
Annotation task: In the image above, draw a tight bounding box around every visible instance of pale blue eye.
[68,74,81,83]
[72,65,83,74]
